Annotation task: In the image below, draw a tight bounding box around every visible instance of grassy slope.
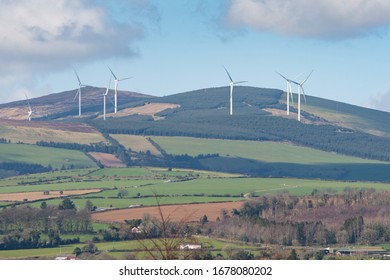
[151,136,390,181]
[0,143,97,169]
[302,95,390,137]
[152,136,386,165]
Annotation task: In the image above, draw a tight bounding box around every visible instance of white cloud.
[369,91,390,112]
[226,0,390,39]
[0,0,148,102]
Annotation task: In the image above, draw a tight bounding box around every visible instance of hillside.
[1,85,390,181]
[0,86,153,120]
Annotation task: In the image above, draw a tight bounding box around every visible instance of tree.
[58,198,76,210]
[136,195,199,260]
[73,247,82,256]
[287,249,299,260]
[117,189,129,198]
[40,201,47,209]
[84,200,95,212]
[200,215,208,225]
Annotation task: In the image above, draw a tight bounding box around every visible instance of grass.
[0,237,264,260]
[0,143,97,169]
[110,134,161,155]
[2,167,390,210]
[151,136,388,165]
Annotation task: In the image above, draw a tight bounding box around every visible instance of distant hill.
[0,87,153,120]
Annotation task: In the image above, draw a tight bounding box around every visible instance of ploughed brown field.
[91,201,244,223]
[88,152,126,167]
[0,189,102,202]
[104,103,180,119]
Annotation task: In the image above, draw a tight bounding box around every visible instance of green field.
[0,143,97,169]
[152,136,387,165]
[2,167,390,210]
[151,136,390,181]
[0,237,263,260]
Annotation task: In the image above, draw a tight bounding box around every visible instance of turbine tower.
[292,70,313,122]
[25,94,32,121]
[223,67,247,115]
[103,75,112,121]
[108,66,131,113]
[276,72,295,115]
[73,70,88,117]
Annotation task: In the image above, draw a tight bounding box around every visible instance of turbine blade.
[107,66,118,80]
[289,84,294,104]
[73,89,80,101]
[276,71,289,81]
[107,95,115,106]
[301,70,314,85]
[301,86,307,104]
[25,94,32,110]
[74,70,82,85]
[234,81,247,85]
[223,66,233,83]
[118,77,132,82]
[104,75,112,95]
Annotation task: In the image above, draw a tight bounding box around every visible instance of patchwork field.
[0,119,106,144]
[0,189,102,202]
[110,134,160,155]
[105,102,180,119]
[1,167,390,212]
[88,152,126,167]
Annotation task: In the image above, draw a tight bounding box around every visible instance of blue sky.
[1,0,390,112]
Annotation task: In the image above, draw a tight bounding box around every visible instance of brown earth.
[88,152,126,167]
[91,201,244,223]
[0,189,102,202]
[104,103,180,119]
[0,119,99,133]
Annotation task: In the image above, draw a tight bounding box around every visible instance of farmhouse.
[180,244,202,250]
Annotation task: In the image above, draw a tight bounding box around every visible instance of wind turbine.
[292,70,314,121]
[103,75,112,121]
[276,72,295,116]
[73,70,88,117]
[223,67,247,115]
[25,94,32,121]
[107,66,131,113]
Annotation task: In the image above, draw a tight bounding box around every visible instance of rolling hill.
[1,85,390,181]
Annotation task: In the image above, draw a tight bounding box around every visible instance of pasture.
[1,166,390,213]
[151,136,388,165]
[0,143,97,169]
[151,136,390,181]
[110,134,161,155]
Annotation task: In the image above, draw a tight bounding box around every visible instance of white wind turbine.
[276,72,295,116]
[73,70,88,117]
[224,67,247,115]
[292,70,314,122]
[108,66,132,113]
[25,94,33,121]
[103,75,112,121]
